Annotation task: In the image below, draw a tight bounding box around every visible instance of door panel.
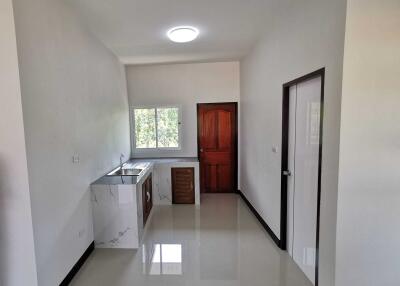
[217,164,232,190]
[198,103,237,193]
[287,76,321,285]
[203,111,218,149]
[287,85,297,257]
[204,164,218,191]
[217,110,232,150]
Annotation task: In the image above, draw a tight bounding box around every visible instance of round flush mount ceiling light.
[167,26,199,43]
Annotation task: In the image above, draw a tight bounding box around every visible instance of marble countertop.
[91,157,198,186]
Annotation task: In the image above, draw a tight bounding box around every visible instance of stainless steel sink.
[107,167,144,176]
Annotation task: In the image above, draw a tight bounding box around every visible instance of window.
[133,106,181,150]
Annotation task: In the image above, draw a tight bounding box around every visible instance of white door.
[287,76,321,285]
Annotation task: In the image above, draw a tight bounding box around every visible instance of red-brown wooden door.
[197,103,237,193]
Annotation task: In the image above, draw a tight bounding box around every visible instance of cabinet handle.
[146,191,150,202]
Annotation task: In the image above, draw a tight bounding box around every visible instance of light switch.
[72,155,80,164]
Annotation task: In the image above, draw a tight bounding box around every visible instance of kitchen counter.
[90,157,200,249]
[91,157,198,186]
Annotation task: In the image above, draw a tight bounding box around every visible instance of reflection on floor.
[71,194,312,286]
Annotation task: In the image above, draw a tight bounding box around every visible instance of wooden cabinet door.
[142,173,153,226]
[172,168,195,204]
[197,103,237,193]
[147,174,153,214]
[142,178,148,226]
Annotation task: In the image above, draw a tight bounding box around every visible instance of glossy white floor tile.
[71,194,312,286]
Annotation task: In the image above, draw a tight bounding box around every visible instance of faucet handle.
[120,154,126,167]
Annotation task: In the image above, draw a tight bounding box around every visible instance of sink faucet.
[120,153,125,169]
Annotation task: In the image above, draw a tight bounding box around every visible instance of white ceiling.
[67,0,271,65]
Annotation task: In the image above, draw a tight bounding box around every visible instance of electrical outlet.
[78,228,86,238]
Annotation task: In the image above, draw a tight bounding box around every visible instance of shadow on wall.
[0,155,38,285]
[0,156,12,284]
[38,186,93,285]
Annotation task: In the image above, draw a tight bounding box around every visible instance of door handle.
[283,170,292,176]
[200,148,204,152]
[146,191,150,202]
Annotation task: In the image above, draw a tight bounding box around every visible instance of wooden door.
[197,103,237,193]
[172,168,195,204]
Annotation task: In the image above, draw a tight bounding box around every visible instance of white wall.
[336,1,400,285]
[12,0,131,285]
[239,0,346,285]
[126,62,240,158]
[0,0,38,285]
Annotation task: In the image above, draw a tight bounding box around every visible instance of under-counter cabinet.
[90,159,200,249]
[90,163,154,249]
[171,167,195,204]
[142,173,153,225]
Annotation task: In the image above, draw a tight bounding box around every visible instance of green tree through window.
[134,107,180,149]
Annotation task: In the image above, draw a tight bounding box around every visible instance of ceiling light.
[167,26,199,43]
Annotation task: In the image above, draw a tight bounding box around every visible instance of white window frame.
[131,105,182,154]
